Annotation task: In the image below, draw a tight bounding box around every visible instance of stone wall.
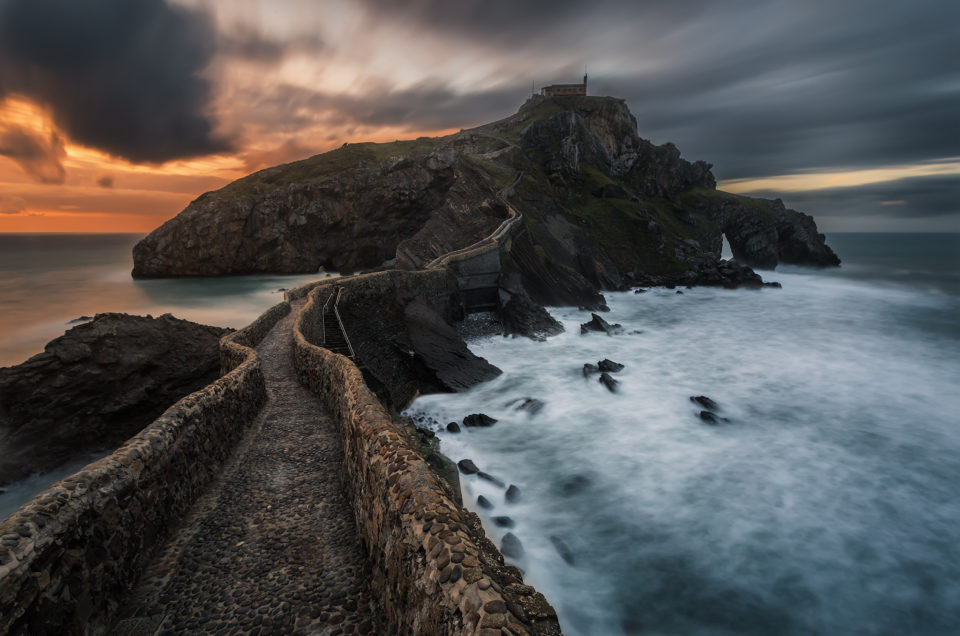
[0,302,290,635]
[293,286,561,635]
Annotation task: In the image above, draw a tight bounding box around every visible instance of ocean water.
[0,233,332,367]
[405,233,960,635]
[0,233,331,521]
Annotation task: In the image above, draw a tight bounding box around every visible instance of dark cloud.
[219,27,324,64]
[354,0,960,179]
[0,124,66,183]
[96,175,114,188]
[236,81,525,135]
[0,0,229,163]
[742,173,960,221]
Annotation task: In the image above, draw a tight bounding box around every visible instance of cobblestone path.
[112,304,379,635]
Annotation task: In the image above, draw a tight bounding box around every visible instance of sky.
[0,0,957,233]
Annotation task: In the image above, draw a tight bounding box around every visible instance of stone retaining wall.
[0,302,290,635]
[293,286,561,635]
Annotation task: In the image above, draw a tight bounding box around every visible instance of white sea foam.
[406,270,960,635]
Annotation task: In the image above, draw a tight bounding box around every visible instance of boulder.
[457,459,480,475]
[0,313,231,487]
[505,484,521,503]
[597,359,625,372]
[477,495,494,509]
[446,421,461,433]
[463,413,497,427]
[580,313,623,336]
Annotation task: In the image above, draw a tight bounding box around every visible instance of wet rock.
[698,411,729,425]
[505,485,521,503]
[457,459,480,475]
[599,372,620,393]
[676,290,684,295]
[580,313,623,336]
[499,288,564,341]
[493,516,515,528]
[477,471,506,488]
[549,535,576,565]
[633,288,647,294]
[446,421,461,433]
[66,316,92,324]
[597,359,624,373]
[582,363,600,376]
[0,313,232,487]
[463,413,497,428]
[690,395,720,411]
[505,397,545,416]
[477,495,494,509]
[501,533,524,559]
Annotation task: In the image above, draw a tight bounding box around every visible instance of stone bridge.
[0,185,558,635]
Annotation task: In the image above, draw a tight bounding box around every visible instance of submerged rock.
[583,363,600,376]
[698,411,730,425]
[477,495,494,509]
[505,397,545,415]
[501,532,525,559]
[493,516,516,528]
[549,535,576,565]
[477,471,506,488]
[0,313,231,487]
[599,372,620,393]
[505,484,521,503]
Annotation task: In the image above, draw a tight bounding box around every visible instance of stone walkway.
[112,304,378,635]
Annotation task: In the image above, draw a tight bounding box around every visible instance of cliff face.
[132,96,839,298]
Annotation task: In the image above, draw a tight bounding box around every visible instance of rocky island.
[2,95,839,635]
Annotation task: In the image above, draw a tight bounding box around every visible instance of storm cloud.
[0,0,229,163]
[0,124,66,184]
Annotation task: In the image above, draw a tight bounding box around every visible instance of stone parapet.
[0,302,290,634]
[293,285,560,635]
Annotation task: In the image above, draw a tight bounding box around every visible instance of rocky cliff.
[0,313,231,486]
[132,96,839,305]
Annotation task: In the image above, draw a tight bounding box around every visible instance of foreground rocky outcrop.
[0,313,231,486]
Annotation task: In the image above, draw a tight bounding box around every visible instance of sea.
[404,233,960,635]
[1,233,959,634]
[0,233,332,520]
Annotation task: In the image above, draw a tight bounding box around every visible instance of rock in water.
[698,411,729,425]
[477,495,494,509]
[597,359,625,372]
[599,372,620,393]
[690,395,720,411]
[0,313,231,487]
[549,535,576,565]
[580,313,623,336]
[505,397,545,415]
[583,363,600,376]
[457,459,480,475]
[493,516,516,528]
[463,413,497,427]
[477,471,506,488]
[446,421,461,433]
[501,533,525,559]
[505,484,521,503]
